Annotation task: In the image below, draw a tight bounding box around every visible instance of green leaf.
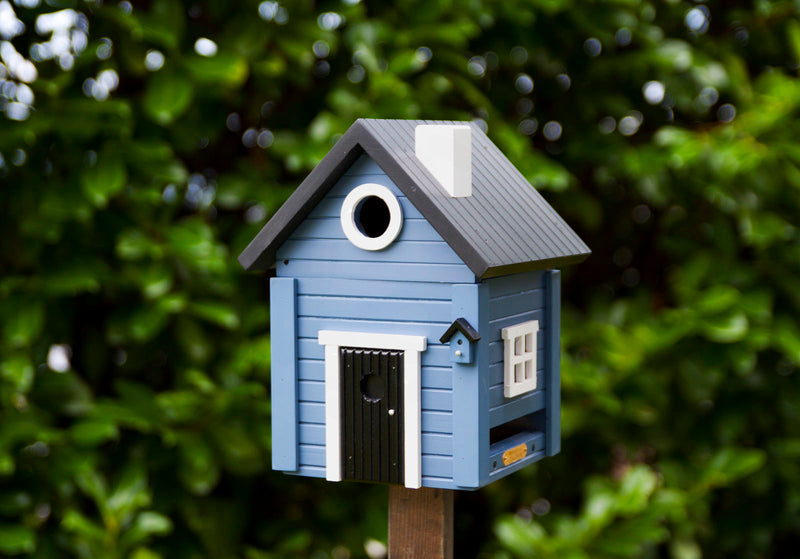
[120,512,173,549]
[210,422,264,475]
[700,447,766,488]
[0,453,13,476]
[31,370,94,416]
[107,463,150,522]
[61,509,106,543]
[177,433,220,495]
[670,538,702,559]
[137,265,173,299]
[128,304,171,342]
[583,484,617,529]
[616,465,659,514]
[75,468,108,506]
[0,492,31,515]
[166,219,227,272]
[0,524,35,555]
[494,516,546,556]
[69,420,119,447]
[116,229,164,261]
[43,263,103,295]
[696,285,740,315]
[592,514,669,556]
[143,69,194,125]
[80,151,128,208]
[156,391,205,423]
[189,301,240,329]
[140,0,185,49]
[739,212,794,248]
[1,355,35,393]
[787,19,800,68]
[130,548,164,559]
[774,317,800,362]
[701,312,748,343]
[1,299,44,348]
[184,55,249,87]
[126,142,188,184]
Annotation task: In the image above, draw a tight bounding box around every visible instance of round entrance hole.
[360,374,386,402]
[340,183,403,251]
[355,195,391,238]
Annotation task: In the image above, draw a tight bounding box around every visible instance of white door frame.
[318,330,427,489]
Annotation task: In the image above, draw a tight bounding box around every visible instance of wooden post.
[388,486,454,558]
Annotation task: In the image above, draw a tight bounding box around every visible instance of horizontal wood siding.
[279,155,468,483]
[276,155,474,285]
[278,260,474,283]
[306,192,424,220]
[486,271,549,429]
[293,217,441,242]
[296,295,451,322]
[298,425,453,456]
[280,239,464,265]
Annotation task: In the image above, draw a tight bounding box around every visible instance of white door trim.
[318,330,427,489]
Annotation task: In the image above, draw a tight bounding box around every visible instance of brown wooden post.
[388,486,454,558]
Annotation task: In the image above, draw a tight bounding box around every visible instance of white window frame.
[340,183,403,251]
[318,330,427,489]
[501,320,539,398]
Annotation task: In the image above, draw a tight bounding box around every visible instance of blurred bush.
[0,1,798,557]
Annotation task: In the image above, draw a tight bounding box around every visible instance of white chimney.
[415,124,472,198]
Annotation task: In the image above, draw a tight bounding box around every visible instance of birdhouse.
[239,119,589,490]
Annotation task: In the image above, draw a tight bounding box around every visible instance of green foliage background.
[1,0,799,557]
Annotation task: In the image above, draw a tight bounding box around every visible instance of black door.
[340,347,403,484]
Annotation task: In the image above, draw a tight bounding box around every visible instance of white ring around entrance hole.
[340,183,403,251]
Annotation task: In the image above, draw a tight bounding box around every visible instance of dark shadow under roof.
[238,119,590,279]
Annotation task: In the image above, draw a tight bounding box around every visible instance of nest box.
[239,119,589,490]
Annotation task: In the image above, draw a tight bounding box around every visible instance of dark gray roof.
[238,119,590,278]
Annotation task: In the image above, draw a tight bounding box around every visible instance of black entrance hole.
[355,195,391,238]
[360,373,386,402]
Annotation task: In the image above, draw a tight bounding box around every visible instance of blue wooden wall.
[482,270,558,483]
[485,270,547,428]
[274,155,473,488]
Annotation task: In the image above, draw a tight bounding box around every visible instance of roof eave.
[238,123,368,271]
[479,251,592,279]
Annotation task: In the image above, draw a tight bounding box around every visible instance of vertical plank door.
[341,347,403,484]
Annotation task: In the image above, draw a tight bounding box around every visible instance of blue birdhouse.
[239,119,590,490]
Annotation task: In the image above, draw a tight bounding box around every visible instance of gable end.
[238,120,489,276]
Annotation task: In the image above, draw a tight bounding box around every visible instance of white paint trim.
[324,343,342,482]
[319,330,427,352]
[415,125,472,198]
[404,349,422,488]
[318,330,427,488]
[340,183,403,251]
[502,320,539,398]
